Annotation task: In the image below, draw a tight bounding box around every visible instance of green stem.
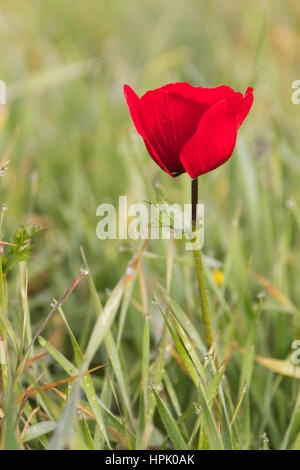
[191,178,214,350]
[191,179,221,430]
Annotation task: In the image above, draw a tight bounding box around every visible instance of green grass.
[0,0,300,450]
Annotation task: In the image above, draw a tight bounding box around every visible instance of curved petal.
[159,82,242,107]
[229,87,254,126]
[179,89,253,178]
[124,84,209,176]
[124,84,173,175]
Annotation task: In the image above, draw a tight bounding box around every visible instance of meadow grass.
[0,0,300,450]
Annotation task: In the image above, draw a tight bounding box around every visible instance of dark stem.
[191,177,214,350]
[191,178,198,227]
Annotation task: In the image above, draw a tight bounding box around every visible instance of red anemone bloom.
[124,82,253,178]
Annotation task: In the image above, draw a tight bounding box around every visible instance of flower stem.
[191,178,214,350]
[191,179,221,430]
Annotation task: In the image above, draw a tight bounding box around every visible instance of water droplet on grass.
[126,265,134,276]
[285,199,294,209]
[80,265,89,275]
[257,291,266,299]
[0,160,10,177]
[193,403,201,415]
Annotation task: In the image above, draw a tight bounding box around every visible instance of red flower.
[124,82,253,178]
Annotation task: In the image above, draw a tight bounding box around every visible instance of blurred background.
[0,0,300,448]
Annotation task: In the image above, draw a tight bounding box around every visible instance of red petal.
[161,82,241,106]
[230,87,254,126]
[124,85,173,175]
[124,84,208,176]
[180,89,253,178]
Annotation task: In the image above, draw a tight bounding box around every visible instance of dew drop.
[193,402,201,415]
[285,199,294,209]
[80,265,89,275]
[257,291,266,299]
[0,160,10,177]
[126,265,134,276]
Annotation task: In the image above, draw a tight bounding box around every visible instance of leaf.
[207,364,226,402]
[81,414,95,450]
[2,224,43,273]
[152,389,187,450]
[58,307,110,447]
[170,312,205,381]
[83,276,125,369]
[197,385,224,450]
[23,421,57,443]
[158,304,199,387]
[104,331,133,422]
[293,432,300,450]
[48,379,81,450]
[80,252,134,423]
[157,284,206,353]
[252,270,297,312]
[38,336,78,376]
[281,391,300,449]
[255,355,300,379]
[144,327,168,446]
[239,302,261,393]
[163,372,182,418]
[136,317,150,449]
[17,364,106,403]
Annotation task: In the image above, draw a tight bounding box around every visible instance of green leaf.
[83,276,125,368]
[38,336,78,376]
[197,385,224,450]
[171,313,205,381]
[104,330,133,422]
[48,380,81,450]
[207,364,226,402]
[58,307,110,448]
[2,224,43,273]
[23,421,57,443]
[153,389,187,450]
[156,299,199,387]
[281,391,300,449]
[239,302,262,393]
[80,255,134,423]
[136,317,150,449]
[254,355,300,379]
[157,284,206,353]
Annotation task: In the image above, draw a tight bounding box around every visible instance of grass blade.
[153,389,187,450]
